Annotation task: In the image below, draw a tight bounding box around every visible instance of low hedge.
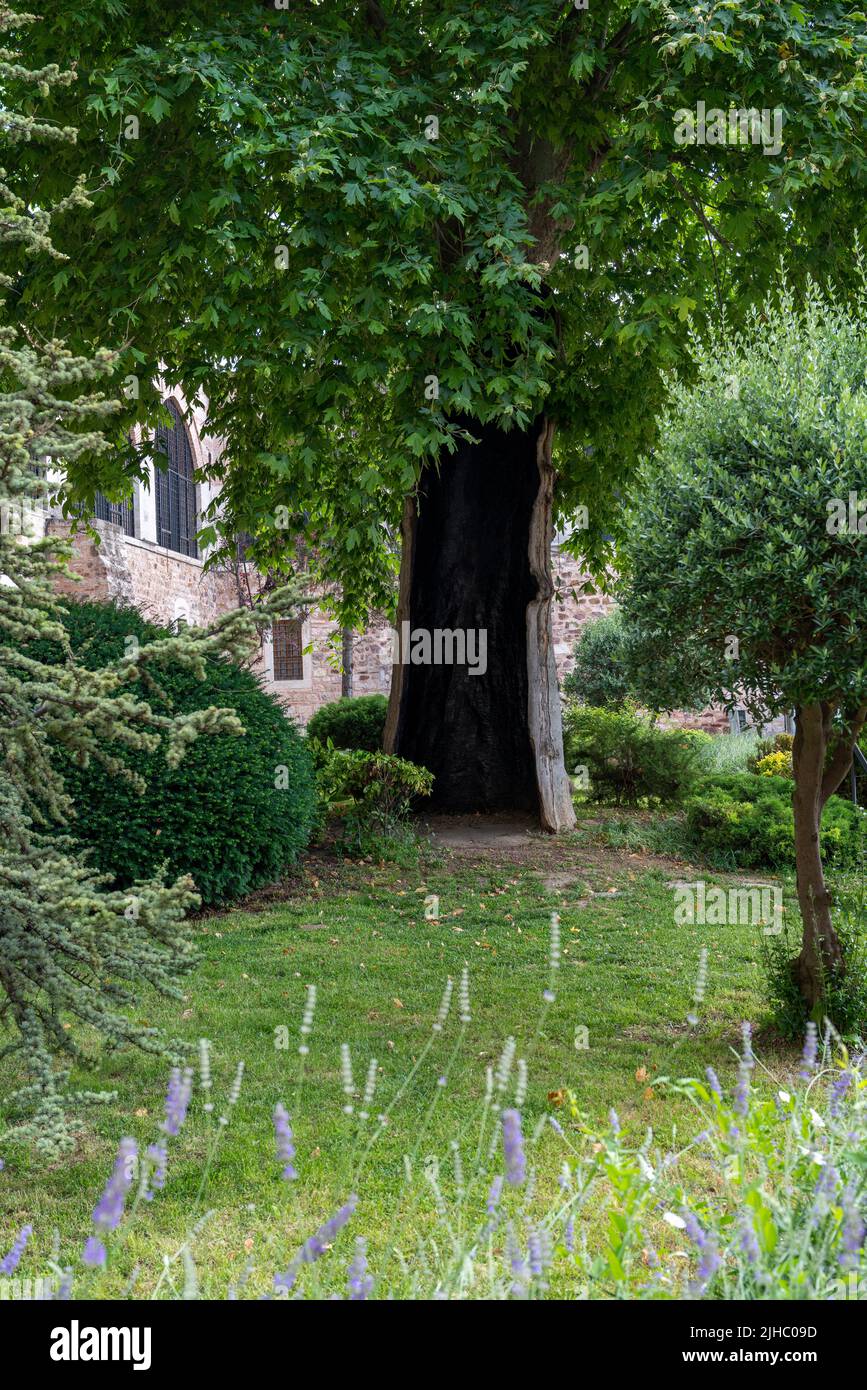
[684,773,865,871]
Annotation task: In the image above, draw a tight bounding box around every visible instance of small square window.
[273,619,304,682]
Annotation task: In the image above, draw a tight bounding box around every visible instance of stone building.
[40,389,763,734]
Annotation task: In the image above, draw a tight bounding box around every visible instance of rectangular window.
[94,490,135,537]
[273,619,305,682]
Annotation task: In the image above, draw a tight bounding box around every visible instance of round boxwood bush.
[307,693,387,752]
[25,599,317,905]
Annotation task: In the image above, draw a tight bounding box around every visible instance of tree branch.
[820,703,867,807]
[364,0,387,37]
[677,185,734,251]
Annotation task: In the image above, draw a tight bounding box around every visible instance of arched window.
[154,399,198,557]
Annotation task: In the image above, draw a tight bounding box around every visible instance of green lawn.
[0,832,802,1298]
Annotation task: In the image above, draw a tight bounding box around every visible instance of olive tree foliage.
[618,273,867,1012]
[0,10,265,1154]
[14,0,867,621]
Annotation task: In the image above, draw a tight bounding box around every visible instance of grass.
[0,832,805,1297]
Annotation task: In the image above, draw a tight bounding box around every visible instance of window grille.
[94,490,135,536]
[154,399,198,557]
[272,618,304,681]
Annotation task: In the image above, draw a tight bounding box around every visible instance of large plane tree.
[14,1,867,827]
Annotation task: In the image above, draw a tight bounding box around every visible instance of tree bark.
[341,626,354,698]
[792,703,845,1008]
[385,415,575,830]
[527,422,578,831]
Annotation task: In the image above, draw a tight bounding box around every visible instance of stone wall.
[52,517,750,734]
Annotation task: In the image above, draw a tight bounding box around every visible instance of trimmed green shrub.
[562,610,632,708]
[563,702,706,806]
[25,600,317,905]
[684,773,864,871]
[307,694,387,754]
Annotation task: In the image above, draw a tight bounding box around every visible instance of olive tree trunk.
[792,702,866,1008]
[384,415,575,832]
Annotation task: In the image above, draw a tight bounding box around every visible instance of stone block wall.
[51,516,749,735]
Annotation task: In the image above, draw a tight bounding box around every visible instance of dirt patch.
[421,813,542,852]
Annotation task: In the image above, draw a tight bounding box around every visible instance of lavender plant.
[2,922,865,1300]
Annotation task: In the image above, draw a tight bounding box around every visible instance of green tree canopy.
[12,0,867,621]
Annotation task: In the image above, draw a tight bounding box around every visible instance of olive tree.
[619,275,867,1010]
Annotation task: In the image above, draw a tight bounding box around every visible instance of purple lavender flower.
[301,1195,357,1263]
[82,1236,107,1269]
[830,1070,852,1117]
[684,1211,705,1246]
[501,1109,526,1187]
[0,1224,31,1275]
[548,1115,563,1137]
[346,1238,373,1301]
[273,1102,297,1180]
[273,1195,358,1292]
[609,1108,621,1135]
[813,1163,839,1206]
[697,1236,721,1285]
[705,1066,722,1098]
[273,1266,298,1295]
[527,1226,553,1282]
[161,1066,193,1137]
[487,1175,504,1217]
[738,1212,760,1265]
[800,1021,818,1080]
[684,1210,720,1289]
[91,1137,137,1239]
[564,1217,575,1254]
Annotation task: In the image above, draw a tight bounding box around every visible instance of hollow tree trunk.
[792,704,844,1008]
[384,415,575,832]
